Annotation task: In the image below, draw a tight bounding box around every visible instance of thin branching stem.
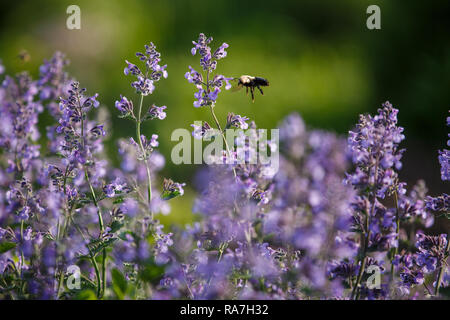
[78,93,106,298]
[136,93,153,220]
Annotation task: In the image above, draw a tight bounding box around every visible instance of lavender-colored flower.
[227,113,249,130]
[162,178,186,200]
[415,233,448,262]
[124,43,167,94]
[191,121,213,139]
[0,72,42,175]
[146,105,167,120]
[120,198,139,217]
[327,260,359,280]
[251,188,269,205]
[345,102,405,197]
[425,194,449,212]
[186,33,232,107]
[124,60,142,76]
[399,267,425,287]
[132,76,155,96]
[38,52,70,102]
[185,66,203,86]
[437,111,449,180]
[115,95,134,118]
[213,43,229,60]
[103,178,129,198]
[426,111,450,214]
[438,150,449,181]
[129,134,158,160]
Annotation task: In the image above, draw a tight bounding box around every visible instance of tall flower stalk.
[57,81,107,297]
[425,110,449,296]
[344,102,406,299]
[185,33,236,175]
[117,43,168,218]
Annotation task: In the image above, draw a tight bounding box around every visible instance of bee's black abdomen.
[254,77,269,86]
[236,75,269,102]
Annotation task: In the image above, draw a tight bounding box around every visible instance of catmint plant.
[112,43,185,298]
[340,102,408,299]
[422,111,449,295]
[118,43,168,214]
[185,33,239,171]
[0,34,448,300]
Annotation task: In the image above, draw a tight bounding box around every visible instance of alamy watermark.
[366,5,381,30]
[66,5,81,30]
[66,265,81,290]
[171,124,280,175]
[365,265,381,290]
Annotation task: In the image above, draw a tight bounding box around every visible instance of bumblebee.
[233,75,269,103]
[17,50,31,63]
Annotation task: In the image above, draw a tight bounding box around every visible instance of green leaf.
[0,242,16,254]
[113,197,124,205]
[161,189,182,201]
[139,260,166,283]
[439,286,450,298]
[89,238,118,257]
[112,268,128,299]
[110,220,124,233]
[75,289,97,300]
[74,197,93,209]
[118,231,136,241]
[118,112,135,121]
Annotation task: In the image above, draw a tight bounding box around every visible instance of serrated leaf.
[89,238,117,256]
[110,221,124,233]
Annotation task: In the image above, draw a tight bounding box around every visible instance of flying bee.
[232,75,269,103]
[17,50,31,63]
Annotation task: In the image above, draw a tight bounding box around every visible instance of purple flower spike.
[186,33,232,107]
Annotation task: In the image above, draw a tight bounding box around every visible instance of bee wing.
[230,79,243,92]
[231,84,243,92]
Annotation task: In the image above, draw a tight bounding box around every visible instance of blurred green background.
[0,0,448,226]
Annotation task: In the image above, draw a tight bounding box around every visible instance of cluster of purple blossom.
[185,33,232,108]
[0,33,448,300]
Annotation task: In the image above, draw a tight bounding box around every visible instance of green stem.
[79,96,106,298]
[56,270,64,299]
[101,249,107,297]
[136,93,153,219]
[206,242,227,292]
[209,106,236,175]
[83,168,106,298]
[205,69,237,179]
[390,191,400,277]
[84,170,104,229]
[71,216,102,298]
[20,220,24,278]
[351,157,380,300]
